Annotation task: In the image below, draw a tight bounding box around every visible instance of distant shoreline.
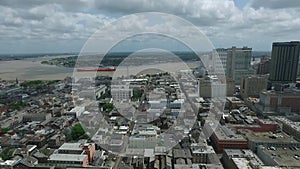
[0,56,199,81]
[0,51,270,61]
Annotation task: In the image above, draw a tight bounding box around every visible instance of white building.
[198,75,227,98]
[214,48,228,73]
[48,154,88,167]
[111,84,133,102]
[69,106,85,117]
[226,46,255,85]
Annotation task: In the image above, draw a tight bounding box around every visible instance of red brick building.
[232,119,279,132]
[259,89,300,113]
[210,126,248,154]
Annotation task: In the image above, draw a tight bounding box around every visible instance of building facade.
[269,41,300,84]
[257,56,271,75]
[274,117,300,142]
[111,84,133,101]
[198,76,229,98]
[49,142,96,167]
[258,89,300,113]
[214,48,228,73]
[240,75,268,98]
[226,47,255,85]
[210,126,248,153]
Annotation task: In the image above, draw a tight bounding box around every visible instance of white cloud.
[0,0,299,53]
[250,0,300,9]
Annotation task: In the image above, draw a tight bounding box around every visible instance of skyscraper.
[226,46,255,85]
[214,48,228,72]
[269,41,300,84]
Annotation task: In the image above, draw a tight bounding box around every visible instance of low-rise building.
[49,142,96,167]
[231,119,279,132]
[222,149,264,169]
[129,124,160,149]
[240,130,300,152]
[257,145,300,168]
[210,125,248,153]
[48,154,89,167]
[111,84,133,102]
[190,142,216,164]
[22,112,51,122]
[273,117,300,142]
[198,76,230,98]
[69,106,85,118]
[258,89,300,113]
[226,97,245,111]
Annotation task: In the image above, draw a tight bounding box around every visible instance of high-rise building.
[214,48,228,72]
[269,41,300,84]
[257,56,271,75]
[226,46,255,85]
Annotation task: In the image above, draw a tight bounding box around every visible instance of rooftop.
[49,154,87,162]
[242,130,299,143]
[232,158,252,169]
[174,164,223,169]
[261,89,300,97]
[214,125,246,141]
[224,149,265,168]
[274,117,300,131]
[258,146,300,167]
[58,143,83,151]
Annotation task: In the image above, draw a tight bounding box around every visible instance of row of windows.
[50,160,84,164]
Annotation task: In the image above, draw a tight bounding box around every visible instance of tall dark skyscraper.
[269,41,300,84]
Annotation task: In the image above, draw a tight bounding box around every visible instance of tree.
[131,89,143,101]
[1,128,10,133]
[8,101,27,110]
[1,148,14,161]
[103,103,114,112]
[70,124,89,141]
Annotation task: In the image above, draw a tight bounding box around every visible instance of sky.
[0,0,300,54]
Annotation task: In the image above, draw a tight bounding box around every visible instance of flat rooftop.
[174,164,223,169]
[242,130,299,143]
[173,149,192,159]
[232,158,251,169]
[49,154,86,162]
[58,143,83,151]
[214,125,246,141]
[274,117,300,131]
[259,146,300,167]
[261,89,300,96]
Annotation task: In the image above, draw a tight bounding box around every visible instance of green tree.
[70,124,88,141]
[131,89,143,101]
[1,128,11,133]
[103,103,114,112]
[1,148,14,161]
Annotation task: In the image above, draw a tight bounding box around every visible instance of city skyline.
[0,1,300,169]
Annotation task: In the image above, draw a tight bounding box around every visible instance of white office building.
[226,46,255,85]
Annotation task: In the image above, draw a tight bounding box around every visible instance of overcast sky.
[0,0,300,54]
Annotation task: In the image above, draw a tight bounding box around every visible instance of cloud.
[0,0,92,12]
[0,0,299,53]
[250,0,300,9]
[94,0,239,26]
[0,4,113,42]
